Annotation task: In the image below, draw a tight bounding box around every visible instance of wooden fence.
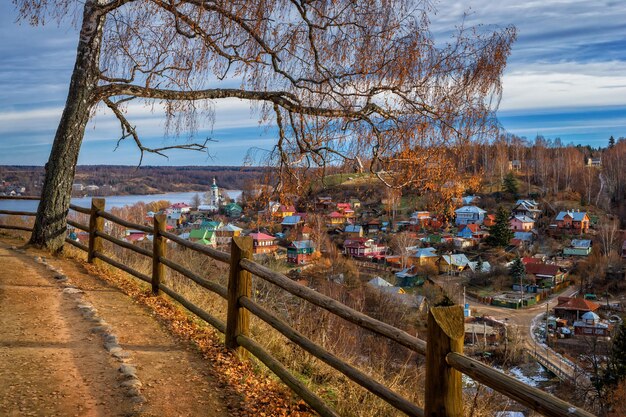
[0,196,596,417]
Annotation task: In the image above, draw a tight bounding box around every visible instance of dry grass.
[1,221,538,417]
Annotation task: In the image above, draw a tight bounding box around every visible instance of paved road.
[431,274,586,384]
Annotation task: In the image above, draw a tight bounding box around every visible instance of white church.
[198,178,222,212]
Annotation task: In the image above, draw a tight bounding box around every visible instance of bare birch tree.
[15,0,515,250]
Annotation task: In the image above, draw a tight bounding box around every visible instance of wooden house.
[216,223,243,245]
[512,200,541,220]
[189,228,216,246]
[437,254,470,275]
[509,215,535,232]
[287,240,316,264]
[344,224,364,239]
[249,232,278,254]
[224,202,243,218]
[573,311,610,337]
[454,206,486,226]
[408,247,438,267]
[343,238,387,259]
[553,210,590,234]
[563,239,592,256]
[525,263,567,287]
[554,297,600,323]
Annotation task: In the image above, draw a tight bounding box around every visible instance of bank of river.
[0,190,242,212]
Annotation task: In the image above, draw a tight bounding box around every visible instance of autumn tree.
[390,231,418,268]
[16,0,516,251]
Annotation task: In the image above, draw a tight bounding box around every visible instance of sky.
[0,1,625,166]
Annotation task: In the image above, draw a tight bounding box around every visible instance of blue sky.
[1,1,625,166]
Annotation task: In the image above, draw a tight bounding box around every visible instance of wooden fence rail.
[0,196,596,417]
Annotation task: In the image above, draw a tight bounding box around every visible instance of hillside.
[0,165,270,196]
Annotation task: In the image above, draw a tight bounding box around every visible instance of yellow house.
[408,247,439,267]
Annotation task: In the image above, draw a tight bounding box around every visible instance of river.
[0,190,242,212]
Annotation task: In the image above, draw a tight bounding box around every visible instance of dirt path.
[0,239,230,417]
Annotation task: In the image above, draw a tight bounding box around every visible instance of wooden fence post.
[226,236,253,358]
[88,198,105,264]
[152,214,167,295]
[425,305,464,417]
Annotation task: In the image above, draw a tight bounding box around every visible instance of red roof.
[249,232,275,241]
[329,211,344,218]
[525,263,561,277]
[555,297,600,312]
[126,233,146,242]
[522,257,542,265]
[460,224,479,233]
[171,202,190,208]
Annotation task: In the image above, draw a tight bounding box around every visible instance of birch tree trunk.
[30,2,105,251]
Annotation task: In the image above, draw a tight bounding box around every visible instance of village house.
[124,229,147,243]
[364,219,382,234]
[224,202,243,218]
[454,206,487,226]
[410,211,431,227]
[524,262,567,288]
[189,228,217,246]
[467,260,491,274]
[328,211,345,226]
[573,311,610,337]
[201,220,222,230]
[512,200,541,220]
[215,224,243,245]
[457,223,480,239]
[511,231,535,247]
[281,215,303,228]
[509,160,522,171]
[483,214,496,227]
[287,240,316,264]
[315,196,333,210]
[343,238,387,259]
[553,210,590,234]
[408,247,438,267]
[249,232,278,254]
[197,203,218,213]
[563,239,592,256]
[344,224,364,239]
[437,254,470,275]
[336,202,352,211]
[462,195,480,205]
[586,157,602,167]
[168,202,192,214]
[554,297,600,323]
[273,204,296,219]
[509,215,535,232]
[166,212,185,229]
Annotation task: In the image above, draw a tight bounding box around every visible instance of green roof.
[202,220,222,230]
[190,229,215,240]
[225,203,242,210]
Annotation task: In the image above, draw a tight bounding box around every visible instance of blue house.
[454,206,487,226]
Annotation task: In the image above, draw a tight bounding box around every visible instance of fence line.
[0,196,596,417]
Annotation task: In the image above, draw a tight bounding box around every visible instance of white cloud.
[500,61,626,111]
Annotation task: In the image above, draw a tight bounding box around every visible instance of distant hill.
[0,165,270,196]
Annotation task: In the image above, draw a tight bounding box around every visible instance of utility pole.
[545,301,550,347]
